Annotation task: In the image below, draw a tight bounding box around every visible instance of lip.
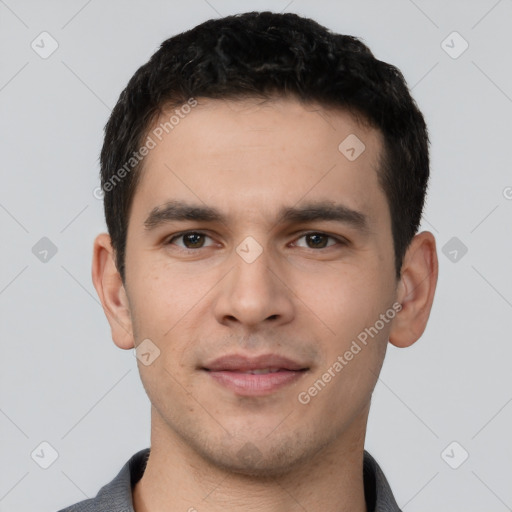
[202,353,308,372]
[201,353,309,397]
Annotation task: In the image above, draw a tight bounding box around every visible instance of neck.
[133,406,369,512]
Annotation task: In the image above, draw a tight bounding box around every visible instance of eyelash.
[165,231,347,252]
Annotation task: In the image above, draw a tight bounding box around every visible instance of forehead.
[130,96,388,230]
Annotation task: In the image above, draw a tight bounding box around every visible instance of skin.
[92,96,438,512]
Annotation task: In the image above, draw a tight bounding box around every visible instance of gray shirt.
[57,448,402,512]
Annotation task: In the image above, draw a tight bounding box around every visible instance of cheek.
[294,263,392,338]
[127,268,200,409]
[300,274,392,407]
[294,263,395,409]
[128,259,203,337]
[127,260,217,376]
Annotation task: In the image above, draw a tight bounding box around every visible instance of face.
[121,97,399,475]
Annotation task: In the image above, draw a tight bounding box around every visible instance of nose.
[213,243,295,329]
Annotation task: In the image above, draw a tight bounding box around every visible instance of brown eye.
[182,233,205,248]
[168,232,213,249]
[294,232,340,249]
[306,233,329,248]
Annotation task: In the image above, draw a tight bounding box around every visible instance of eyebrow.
[143,200,369,233]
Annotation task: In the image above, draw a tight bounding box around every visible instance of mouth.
[201,353,310,396]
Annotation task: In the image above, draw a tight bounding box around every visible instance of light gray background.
[1,0,511,511]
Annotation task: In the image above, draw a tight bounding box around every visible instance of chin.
[197,434,323,478]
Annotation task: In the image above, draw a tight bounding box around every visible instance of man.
[59,10,437,512]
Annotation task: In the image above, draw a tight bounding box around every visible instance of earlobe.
[389,231,438,348]
[91,233,135,350]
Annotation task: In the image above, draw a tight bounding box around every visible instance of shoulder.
[363,450,402,512]
[56,448,150,512]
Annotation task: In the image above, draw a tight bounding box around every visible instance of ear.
[91,232,135,350]
[389,231,438,348]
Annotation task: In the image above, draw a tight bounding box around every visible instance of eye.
[293,232,344,249]
[167,231,215,250]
